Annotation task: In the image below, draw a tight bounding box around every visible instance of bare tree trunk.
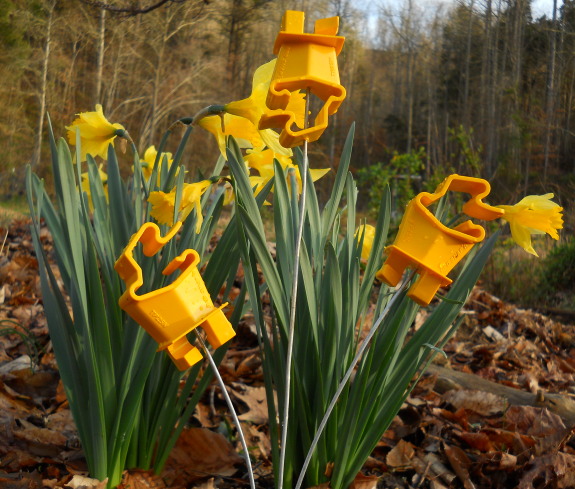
[95,8,106,103]
[480,0,493,174]
[510,0,526,174]
[486,0,502,177]
[566,67,575,174]
[406,48,414,152]
[543,0,558,182]
[148,9,168,145]
[32,0,55,168]
[462,0,475,129]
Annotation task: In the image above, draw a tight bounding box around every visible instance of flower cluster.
[67,59,330,234]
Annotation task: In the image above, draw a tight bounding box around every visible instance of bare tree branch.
[79,0,208,16]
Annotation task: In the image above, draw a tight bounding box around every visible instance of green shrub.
[539,239,575,308]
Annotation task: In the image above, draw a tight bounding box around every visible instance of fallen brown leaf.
[163,428,243,486]
[241,422,271,460]
[231,383,269,425]
[443,389,507,416]
[386,439,415,469]
[518,452,575,489]
[349,473,380,489]
[119,470,167,489]
[191,478,217,489]
[64,474,108,489]
[444,443,475,489]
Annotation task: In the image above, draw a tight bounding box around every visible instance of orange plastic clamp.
[114,222,235,370]
[376,175,504,306]
[258,10,346,147]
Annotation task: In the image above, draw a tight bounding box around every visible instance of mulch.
[1,218,574,489]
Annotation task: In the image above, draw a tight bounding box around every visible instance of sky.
[531,0,556,18]
[363,0,556,19]
[357,0,557,42]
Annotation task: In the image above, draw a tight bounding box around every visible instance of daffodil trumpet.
[497,193,564,256]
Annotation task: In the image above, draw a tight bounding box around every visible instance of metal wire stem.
[196,334,256,489]
[294,273,414,489]
[278,88,311,489]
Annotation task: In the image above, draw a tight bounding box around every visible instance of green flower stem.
[190,105,226,126]
[279,88,311,489]
[195,334,256,489]
[294,272,414,489]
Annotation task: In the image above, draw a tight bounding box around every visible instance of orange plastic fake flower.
[497,193,564,256]
[148,180,212,233]
[66,104,125,161]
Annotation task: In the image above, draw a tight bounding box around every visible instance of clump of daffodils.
[497,194,564,256]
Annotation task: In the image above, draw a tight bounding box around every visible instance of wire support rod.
[196,334,256,489]
[294,272,415,489]
[278,88,311,489]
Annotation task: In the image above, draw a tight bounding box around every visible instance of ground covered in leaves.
[1,218,575,489]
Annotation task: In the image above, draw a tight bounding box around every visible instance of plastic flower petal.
[148,180,211,233]
[139,145,174,182]
[66,104,125,161]
[355,224,376,261]
[497,193,564,256]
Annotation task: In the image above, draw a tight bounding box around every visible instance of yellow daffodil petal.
[497,193,563,256]
[139,145,174,182]
[245,147,330,194]
[149,180,211,232]
[355,224,376,261]
[223,182,235,206]
[180,180,212,233]
[509,220,539,256]
[198,113,264,158]
[285,90,307,129]
[79,164,109,211]
[148,190,176,226]
[259,128,292,156]
[225,59,276,124]
[66,104,125,161]
[309,168,331,182]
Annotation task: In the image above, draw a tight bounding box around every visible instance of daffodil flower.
[197,113,265,158]
[245,147,330,194]
[139,145,174,183]
[148,180,212,233]
[355,224,376,261]
[225,59,306,131]
[198,60,306,157]
[80,165,108,210]
[66,104,125,161]
[497,193,564,256]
